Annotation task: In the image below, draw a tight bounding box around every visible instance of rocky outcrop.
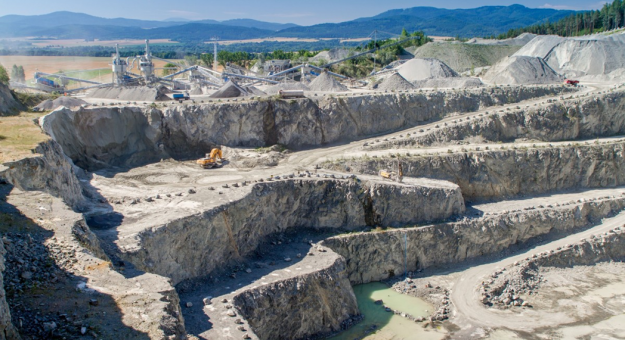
[323,196,625,284]
[0,83,24,116]
[0,242,20,340]
[124,177,464,284]
[330,142,625,201]
[0,140,85,210]
[39,86,573,170]
[369,90,625,149]
[233,256,358,340]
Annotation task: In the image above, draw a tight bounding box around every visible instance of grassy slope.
[0,112,49,163]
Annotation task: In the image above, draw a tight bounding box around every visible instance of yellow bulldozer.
[196,148,225,169]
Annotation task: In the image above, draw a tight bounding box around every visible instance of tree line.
[494,0,624,39]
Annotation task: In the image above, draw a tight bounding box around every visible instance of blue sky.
[0,1,608,25]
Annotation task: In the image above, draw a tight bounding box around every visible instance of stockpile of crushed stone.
[310,48,350,63]
[513,35,565,58]
[482,56,562,85]
[35,97,87,111]
[308,72,348,92]
[265,82,310,95]
[87,86,169,101]
[209,81,266,98]
[467,33,537,46]
[189,87,203,95]
[413,77,484,89]
[209,81,247,98]
[397,58,459,82]
[377,73,415,91]
[411,42,521,73]
[545,33,625,79]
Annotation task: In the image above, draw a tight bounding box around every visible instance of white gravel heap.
[265,82,311,95]
[413,77,484,89]
[35,97,87,111]
[308,72,348,92]
[513,35,566,58]
[482,56,562,85]
[397,58,459,82]
[310,49,351,63]
[377,73,415,91]
[209,81,248,98]
[87,86,169,101]
[467,33,538,46]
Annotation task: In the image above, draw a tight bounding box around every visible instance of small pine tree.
[0,65,9,84]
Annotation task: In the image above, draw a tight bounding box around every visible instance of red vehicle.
[564,79,580,86]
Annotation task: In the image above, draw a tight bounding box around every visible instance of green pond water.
[330,282,446,340]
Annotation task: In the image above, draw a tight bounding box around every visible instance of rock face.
[126,177,464,284]
[0,82,24,116]
[233,256,358,340]
[374,91,625,148]
[0,140,85,210]
[323,197,625,284]
[331,143,625,201]
[40,87,572,170]
[0,242,20,340]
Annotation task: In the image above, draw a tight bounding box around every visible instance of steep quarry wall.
[0,140,85,210]
[233,256,358,340]
[0,83,24,116]
[0,242,20,340]
[330,142,625,201]
[40,86,573,170]
[323,197,625,284]
[125,177,464,284]
[370,90,625,149]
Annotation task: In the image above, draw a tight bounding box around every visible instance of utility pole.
[211,37,219,71]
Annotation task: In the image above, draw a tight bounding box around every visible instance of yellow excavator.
[379,160,404,183]
[196,148,225,169]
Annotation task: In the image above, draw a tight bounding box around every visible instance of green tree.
[199,53,214,68]
[162,63,178,76]
[0,65,8,84]
[184,55,198,67]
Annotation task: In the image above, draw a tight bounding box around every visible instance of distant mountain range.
[0,5,576,42]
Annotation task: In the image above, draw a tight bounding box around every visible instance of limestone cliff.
[323,197,625,284]
[39,86,572,170]
[0,140,85,210]
[330,142,625,201]
[0,242,20,340]
[125,177,464,284]
[0,83,24,116]
[233,256,358,340]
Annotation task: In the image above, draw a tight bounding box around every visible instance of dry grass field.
[0,56,176,81]
[0,112,49,163]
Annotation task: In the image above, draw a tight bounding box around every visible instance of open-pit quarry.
[2,33,625,340]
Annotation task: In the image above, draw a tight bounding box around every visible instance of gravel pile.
[308,72,348,92]
[397,58,458,82]
[413,77,483,88]
[377,73,415,91]
[209,81,248,98]
[310,48,350,63]
[482,56,562,85]
[546,33,625,79]
[87,86,169,101]
[467,33,537,46]
[35,97,87,111]
[513,35,566,58]
[265,82,310,95]
[189,87,203,95]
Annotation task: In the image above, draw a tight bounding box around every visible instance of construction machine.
[196,148,225,169]
[379,160,404,183]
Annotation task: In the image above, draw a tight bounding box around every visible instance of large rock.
[0,140,85,210]
[0,82,24,116]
